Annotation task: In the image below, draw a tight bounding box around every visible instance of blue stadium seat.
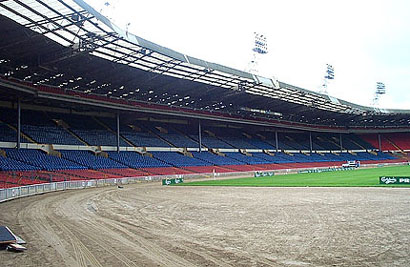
[109,151,170,168]
[192,152,242,166]
[5,149,85,171]
[60,150,126,169]
[151,152,208,167]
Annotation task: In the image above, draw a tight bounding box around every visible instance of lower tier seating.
[0,149,405,188]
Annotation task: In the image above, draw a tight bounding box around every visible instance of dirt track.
[1,183,410,266]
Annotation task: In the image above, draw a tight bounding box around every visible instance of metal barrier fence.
[0,171,252,203]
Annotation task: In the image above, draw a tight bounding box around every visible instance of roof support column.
[275,131,279,153]
[198,120,202,153]
[339,133,343,153]
[116,112,120,153]
[17,99,21,150]
[309,132,313,153]
[378,133,382,152]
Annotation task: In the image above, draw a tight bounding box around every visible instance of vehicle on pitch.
[342,160,360,168]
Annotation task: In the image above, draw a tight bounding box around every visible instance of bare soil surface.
[1,183,410,266]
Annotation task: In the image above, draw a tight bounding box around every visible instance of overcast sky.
[86,0,410,110]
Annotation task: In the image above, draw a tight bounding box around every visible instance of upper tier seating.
[359,134,394,151]
[0,121,30,143]
[243,138,276,149]
[122,131,171,147]
[147,123,199,148]
[189,134,234,149]
[279,133,311,150]
[386,133,410,150]
[51,113,128,146]
[21,125,84,145]
[105,120,171,147]
[206,127,260,149]
[0,108,83,145]
[21,110,83,145]
[338,134,365,150]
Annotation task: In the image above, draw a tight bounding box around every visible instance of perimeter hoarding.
[379,176,410,185]
[162,178,184,186]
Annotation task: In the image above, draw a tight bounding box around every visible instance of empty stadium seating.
[5,149,85,171]
[0,147,404,188]
[0,121,29,143]
[192,152,243,166]
[0,106,408,189]
[151,152,208,167]
[60,150,126,169]
[147,123,198,148]
[108,151,170,168]
[360,134,398,151]
[388,133,410,150]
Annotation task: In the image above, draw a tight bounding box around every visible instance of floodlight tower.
[372,82,386,106]
[247,32,268,74]
[319,64,335,94]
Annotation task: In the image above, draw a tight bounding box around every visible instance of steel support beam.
[17,98,21,149]
[198,120,202,153]
[378,133,382,152]
[116,112,120,153]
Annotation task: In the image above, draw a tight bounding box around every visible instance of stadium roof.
[0,0,409,130]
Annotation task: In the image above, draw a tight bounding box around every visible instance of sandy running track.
[0,183,410,266]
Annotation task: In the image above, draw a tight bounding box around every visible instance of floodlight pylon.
[247,32,268,74]
[319,64,334,95]
[372,82,386,106]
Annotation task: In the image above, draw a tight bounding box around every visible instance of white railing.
[0,171,253,203]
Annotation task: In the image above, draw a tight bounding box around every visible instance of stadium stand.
[0,105,406,189]
[0,0,409,189]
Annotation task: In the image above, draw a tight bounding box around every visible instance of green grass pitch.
[181,165,410,187]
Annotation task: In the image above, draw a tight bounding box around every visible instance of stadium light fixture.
[247,32,268,74]
[319,64,335,95]
[372,82,386,106]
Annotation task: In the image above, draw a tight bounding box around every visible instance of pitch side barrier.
[0,171,252,203]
